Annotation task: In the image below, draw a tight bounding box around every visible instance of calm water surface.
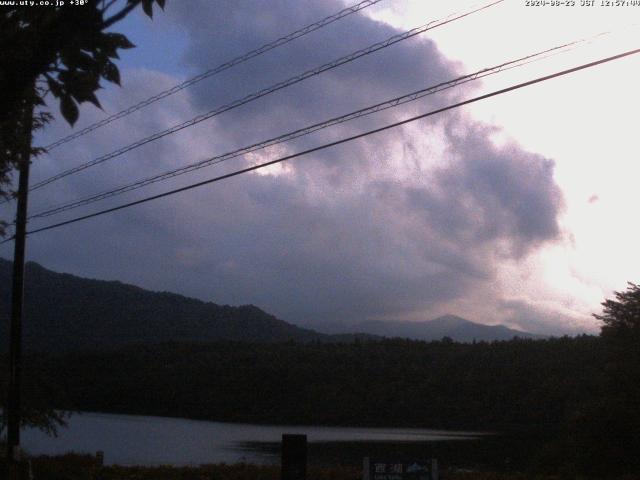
[22,412,481,466]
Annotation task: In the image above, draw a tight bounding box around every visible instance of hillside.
[0,258,325,352]
[311,315,542,342]
[1,259,540,353]
[353,315,542,341]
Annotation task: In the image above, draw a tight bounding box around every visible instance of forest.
[18,336,601,431]
[1,282,639,477]
[1,329,637,477]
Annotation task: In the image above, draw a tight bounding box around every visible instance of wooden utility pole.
[6,92,34,480]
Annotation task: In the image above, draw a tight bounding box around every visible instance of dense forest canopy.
[0,262,637,476]
[4,337,602,431]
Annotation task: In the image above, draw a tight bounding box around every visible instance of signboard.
[363,458,438,480]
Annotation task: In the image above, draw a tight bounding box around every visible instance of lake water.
[21,412,482,466]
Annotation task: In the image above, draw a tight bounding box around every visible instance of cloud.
[498,298,598,336]
[3,0,566,330]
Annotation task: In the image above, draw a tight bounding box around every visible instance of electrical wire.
[7,45,636,241]
[43,0,387,152]
[29,0,504,192]
[28,32,605,221]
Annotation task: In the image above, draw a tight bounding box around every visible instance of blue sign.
[363,458,438,480]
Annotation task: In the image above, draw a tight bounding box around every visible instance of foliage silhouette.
[0,0,166,435]
[538,282,640,477]
[0,0,165,213]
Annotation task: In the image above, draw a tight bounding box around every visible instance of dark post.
[281,434,307,480]
[6,94,34,480]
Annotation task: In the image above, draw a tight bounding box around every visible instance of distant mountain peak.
[429,314,470,326]
[0,258,542,352]
[310,314,542,342]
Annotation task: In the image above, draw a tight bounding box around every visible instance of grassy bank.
[3,454,358,480]
[1,453,629,480]
[0,458,564,480]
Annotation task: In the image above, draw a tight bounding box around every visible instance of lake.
[21,412,483,466]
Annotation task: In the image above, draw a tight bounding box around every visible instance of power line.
[11,46,638,240]
[29,0,504,192]
[28,33,600,221]
[43,0,386,152]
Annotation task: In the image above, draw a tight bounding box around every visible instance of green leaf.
[60,95,79,126]
[142,0,154,18]
[93,50,110,67]
[61,49,95,72]
[86,92,102,109]
[104,32,135,50]
[60,68,101,107]
[102,61,121,86]
[46,77,63,98]
[71,88,102,109]
[156,0,166,9]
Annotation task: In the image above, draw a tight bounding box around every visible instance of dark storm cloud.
[168,0,462,154]
[6,0,565,327]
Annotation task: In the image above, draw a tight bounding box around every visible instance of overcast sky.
[2,0,639,335]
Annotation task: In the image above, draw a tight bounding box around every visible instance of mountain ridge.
[0,258,542,352]
[0,258,329,352]
[306,314,543,342]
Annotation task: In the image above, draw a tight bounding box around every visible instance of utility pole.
[6,92,34,480]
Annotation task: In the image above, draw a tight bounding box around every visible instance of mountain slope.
[0,259,541,352]
[312,315,542,342]
[0,258,325,352]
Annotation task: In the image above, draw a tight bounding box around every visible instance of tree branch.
[102,1,141,29]
[101,0,119,15]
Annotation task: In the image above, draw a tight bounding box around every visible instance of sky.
[2,0,639,335]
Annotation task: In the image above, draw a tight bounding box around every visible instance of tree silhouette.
[594,282,640,340]
[0,0,166,212]
[0,0,166,436]
[595,282,640,433]
[568,282,640,476]
[595,282,640,411]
